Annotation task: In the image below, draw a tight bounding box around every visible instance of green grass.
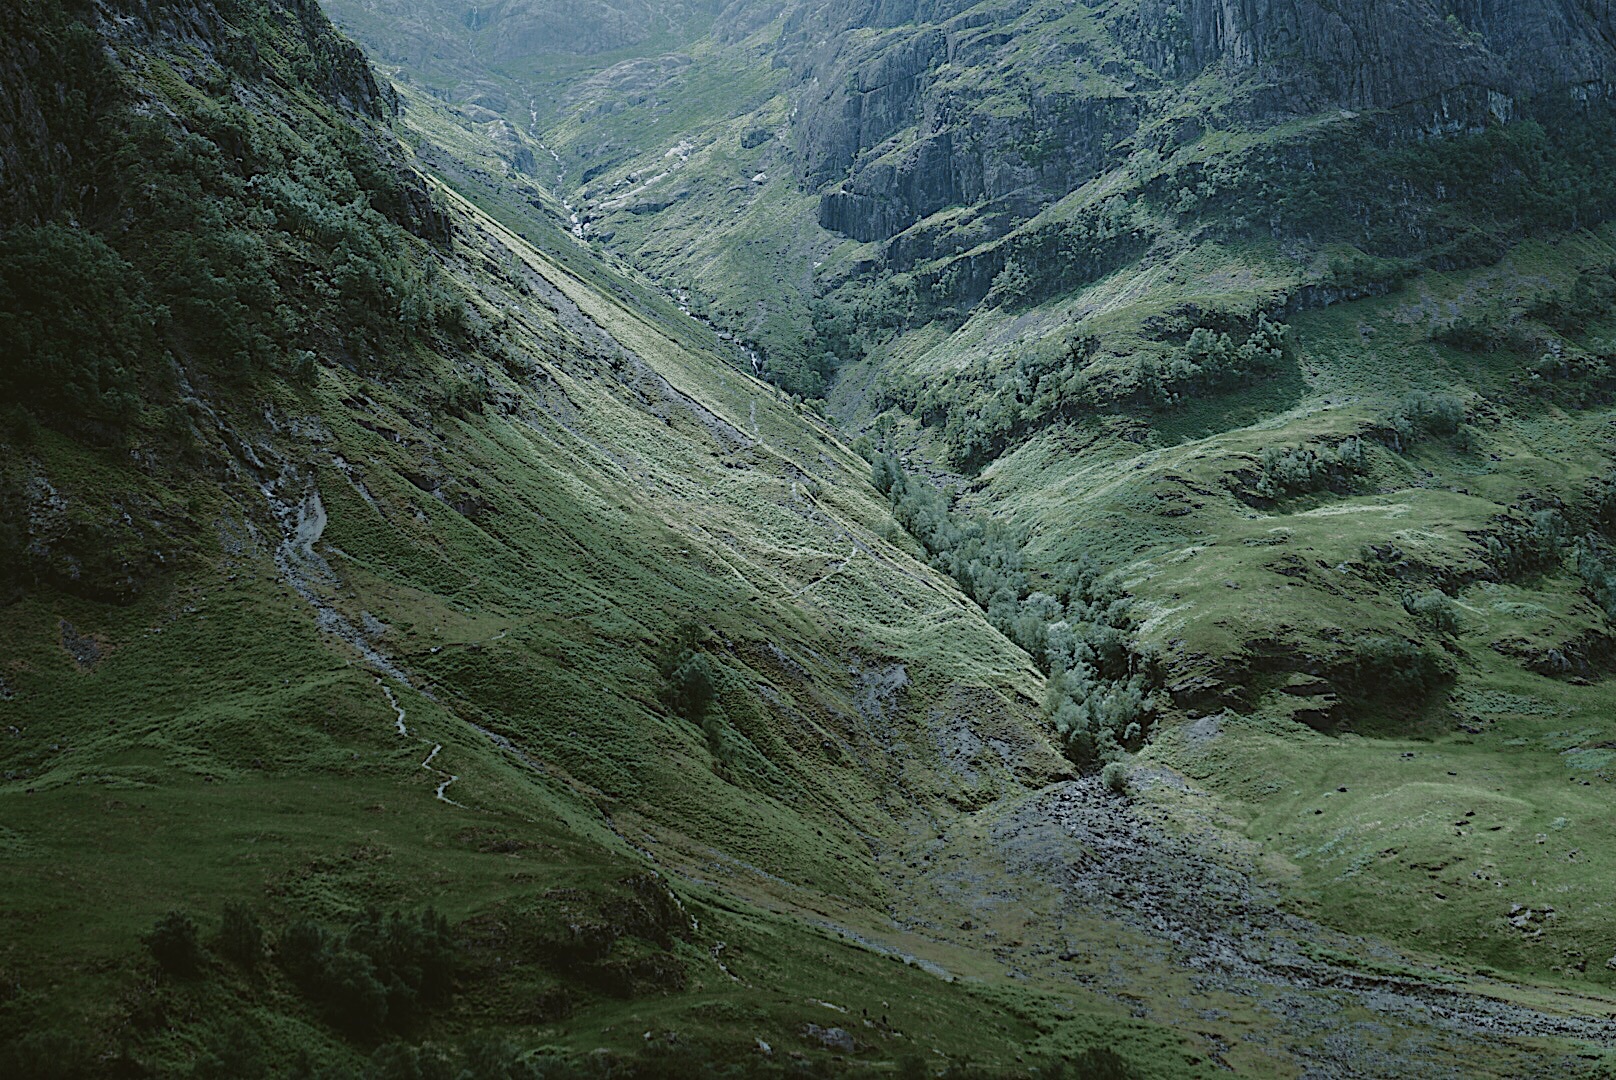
[0,42,1120,1069]
[12,1,1616,1073]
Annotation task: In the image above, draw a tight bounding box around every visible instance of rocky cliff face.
[1128,0,1616,113]
[788,0,1616,249]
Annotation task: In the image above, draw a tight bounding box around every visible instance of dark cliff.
[784,0,1616,249]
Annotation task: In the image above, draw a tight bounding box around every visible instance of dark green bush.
[218,902,264,971]
[278,909,456,1033]
[658,625,717,725]
[1402,590,1461,636]
[1430,316,1497,352]
[1100,761,1131,796]
[146,909,205,977]
[1341,636,1454,705]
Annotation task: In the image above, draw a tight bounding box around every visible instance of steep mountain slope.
[0,1,1092,1074]
[313,0,1616,1064]
[7,0,1616,1077]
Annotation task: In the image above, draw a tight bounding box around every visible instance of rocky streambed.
[880,776,1615,1078]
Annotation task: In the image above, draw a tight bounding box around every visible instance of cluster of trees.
[1252,438,1367,499]
[143,904,457,1035]
[753,280,907,399]
[1425,266,1613,407]
[873,317,1291,472]
[1138,316,1290,408]
[872,455,1156,770]
[0,0,465,442]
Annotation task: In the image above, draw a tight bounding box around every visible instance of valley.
[3,0,1616,1076]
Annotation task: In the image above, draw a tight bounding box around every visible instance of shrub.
[218,903,264,971]
[1574,537,1616,618]
[1402,590,1461,636]
[986,257,1032,308]
[1034,1046,1133,1080]
[1430,316,1497,351]
[0,1030,88,1080]
[1340,636,1454,704]
[1254,438,1366,498]
[870,453,903,495]
[441,372,489,418]
[1100,761,1131,796]
[658,625,716,724]
[146,909,205,977]
[1072,1046,1133,1080]
[189,1019,270,1080]
[1484,510,1566,579]
[1386,391,1466,445]
[278,909,456,1033]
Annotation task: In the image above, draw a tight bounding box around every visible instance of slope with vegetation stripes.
[396,77,1616,1075]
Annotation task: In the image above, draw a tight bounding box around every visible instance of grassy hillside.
[8,0,1616,1077]
[0,2,1135,1075]
[318,0,1616,1045]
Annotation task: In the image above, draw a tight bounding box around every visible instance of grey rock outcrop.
[785,0,1616,248]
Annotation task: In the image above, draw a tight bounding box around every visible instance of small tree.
[146,910,204,977]
[658,624,716,724]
